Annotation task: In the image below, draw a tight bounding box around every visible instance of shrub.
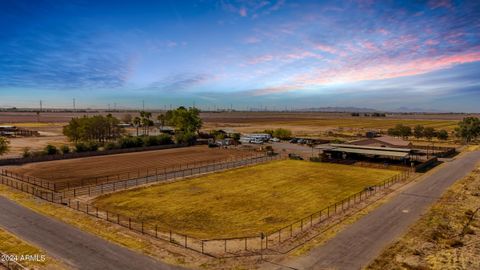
[118,136,144,148]
[60,145,70,154]
[273,128,292,140]
[157,134,173,145]
[22,147,31,158]
[87,142,99,151]
[75,142,88,152]
[175,132,197,145]
[104,142,118,150]
[44,144,59,155]
[143,135,160,146]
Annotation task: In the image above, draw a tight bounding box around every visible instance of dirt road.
[0,196,184,270]
[265,150,480,270]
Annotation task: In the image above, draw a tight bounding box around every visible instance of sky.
[1,0,479,112]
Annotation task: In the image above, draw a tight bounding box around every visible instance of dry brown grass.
[92,160,398,238]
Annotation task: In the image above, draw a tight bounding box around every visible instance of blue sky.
[1,0,479,111]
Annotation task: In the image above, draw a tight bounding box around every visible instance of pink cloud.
[239,7,248,17]
[244,36,261,44]
[314,44,338,54]
[249,85,298,96]
[428,0,452,9]
[425,39,439,46]
[247,54,274,65]
[293,50,480,86]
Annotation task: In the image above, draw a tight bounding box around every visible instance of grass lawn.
[93,160,399,239]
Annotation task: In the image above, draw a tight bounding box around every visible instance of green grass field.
[93,160,399,238]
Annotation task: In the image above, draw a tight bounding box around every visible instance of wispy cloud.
[145,73,210,93]
[0,30,132,89]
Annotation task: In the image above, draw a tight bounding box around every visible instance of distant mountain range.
[296,106,447,113]
[296,107,379,112]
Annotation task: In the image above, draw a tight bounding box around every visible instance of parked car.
[250,138,264,144]
[297,139,305,144]
[271,137,280,142]
[289,138,298,143]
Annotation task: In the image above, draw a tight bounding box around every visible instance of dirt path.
[264,150,480,270]
[0,196,185,270]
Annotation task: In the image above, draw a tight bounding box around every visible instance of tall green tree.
[423,127,436,141]
[165,107,202,134]
[63,115,124,142]
[456,117,480,143]
[413,125,424,139]
[437,129,449,140]
[133,117,141,136]
[0,136,9,156]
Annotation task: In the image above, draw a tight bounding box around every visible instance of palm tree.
[133,117,141,136]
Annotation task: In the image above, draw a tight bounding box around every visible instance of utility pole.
[39,100,42,112]
[142,100,145,111]
[73,98,76,112]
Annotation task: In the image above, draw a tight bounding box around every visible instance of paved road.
[0,196,185,270]
[267,150,480,270]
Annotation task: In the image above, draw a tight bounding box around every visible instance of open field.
[8,146,254,183]
[202,113,460,137]
[367,163,480,270]
[0,111,469,159]
[92,160,398,239]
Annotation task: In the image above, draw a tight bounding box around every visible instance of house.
[348,135,412,148]
[0,126,17,136]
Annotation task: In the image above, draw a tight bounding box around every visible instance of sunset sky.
[1,0,479,111]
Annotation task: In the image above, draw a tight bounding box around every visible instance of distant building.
[240,133,271,143]
[158,126,175,134]
[348,135,412,148]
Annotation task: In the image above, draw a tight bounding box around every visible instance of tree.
[165,107,202,134]
[437,129,449,140]
[455,117,480,143]
[388,124,411,139]
[139,111,153,135]
[273,128,292,140]
[423,127,436,141]
[0,136,9,156]
[231,133,241,145]
[133,117,141,136]
[413,125,424,139]
[157,114,166,128]
[63,115,123,142]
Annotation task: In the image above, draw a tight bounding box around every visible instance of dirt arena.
[8,146,256,184]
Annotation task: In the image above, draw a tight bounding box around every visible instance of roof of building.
[370,135,411,146]
[329,143,413,153]
[327,147,410,158]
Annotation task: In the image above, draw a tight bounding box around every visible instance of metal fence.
[0,153,277,193]
[0,143,187,166]
[0,169,411,258]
